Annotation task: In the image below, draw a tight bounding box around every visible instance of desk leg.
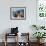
[4,34,7,46]
[26,34,29,46]
[16,34,18,46]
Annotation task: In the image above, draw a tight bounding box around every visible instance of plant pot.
[37,39,45,44]
[37,39,40,43]
[40,39,45,43]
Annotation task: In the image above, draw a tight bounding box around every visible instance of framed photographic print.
[10,7,26,20]
[37,0,46,19]
[36,0,46,26]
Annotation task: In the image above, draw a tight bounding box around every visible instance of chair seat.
[6,33,17,36]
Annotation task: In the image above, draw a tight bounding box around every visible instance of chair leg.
[4,41,7,46]
[4,33,7,46]
[17,34,18,46]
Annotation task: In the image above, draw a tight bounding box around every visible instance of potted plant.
[33,32,46,43]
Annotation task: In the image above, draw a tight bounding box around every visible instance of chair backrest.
[11,27,18,34]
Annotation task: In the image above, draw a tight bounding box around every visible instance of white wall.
[0,0,37,42]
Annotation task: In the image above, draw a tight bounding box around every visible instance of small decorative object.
[10,7,26,20]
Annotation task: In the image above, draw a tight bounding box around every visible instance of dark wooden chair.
[4,33,18,46]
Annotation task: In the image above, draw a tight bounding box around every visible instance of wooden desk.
[4,33,18,46]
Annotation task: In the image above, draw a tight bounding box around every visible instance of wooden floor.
[0,42,46,46]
